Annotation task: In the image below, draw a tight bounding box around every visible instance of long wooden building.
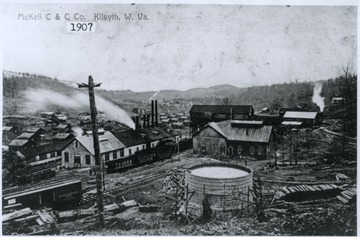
[190,105,254,132]
[193,120,273,159]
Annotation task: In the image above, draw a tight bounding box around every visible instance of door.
[74,155,81,167]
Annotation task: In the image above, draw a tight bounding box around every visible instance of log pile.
[336,187,356,204]
[273,184,340,202]
[158,170,184,195]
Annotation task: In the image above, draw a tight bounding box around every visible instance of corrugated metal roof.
[283,111,317,119]
[205,120,272,143]
[190,105,254,114]
[76,131,125,155]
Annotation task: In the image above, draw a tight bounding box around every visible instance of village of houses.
[2,97,357,235]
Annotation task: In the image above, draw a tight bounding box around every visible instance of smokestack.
[151,100,154,127]
[147,114,150,127]
[155,100,158,126]
[135,116,139,130]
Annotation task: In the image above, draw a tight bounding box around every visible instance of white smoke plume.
[72,127,84,137]
[21,88,135,129]
[312,82,325,112]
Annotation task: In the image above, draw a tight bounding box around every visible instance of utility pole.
[78,76,104,229]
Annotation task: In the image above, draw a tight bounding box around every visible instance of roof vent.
[152,131,159,135]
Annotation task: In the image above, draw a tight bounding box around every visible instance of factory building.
[193,120,273,159]
[190,105,254,132]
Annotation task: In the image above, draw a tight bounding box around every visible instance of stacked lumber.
[336,188,356,204]
[2,208,32,222]
[35,210,55,226]
[273,184,339,200]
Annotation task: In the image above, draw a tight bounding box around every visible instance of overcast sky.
[2,4,357,91]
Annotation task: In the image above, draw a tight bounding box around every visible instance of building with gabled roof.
[283,111,319,126]
[61,131,125,168]
[112,129,147,158]
[17,139,74,167]
[193,120,273,159]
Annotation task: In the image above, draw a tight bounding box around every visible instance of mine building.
[61,130,125,168]
[16,139,73,168]
[282,111,320,127]
[112,129,147,158]
[193,120,273,159]
[190,105,255,132]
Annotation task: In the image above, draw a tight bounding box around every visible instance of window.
[220,145,225,155]
[64,152,69,162]
[136,147,139,152]
[74,155,81,166]
[201,144,206,154]
[40,154,47,160]
[228,146,233,156]
[56,151,61,156]
[237,146,242,155]
[113,151,117,159]
[258,146,263,155]
[104,153,110,161]
[50,152,56,157]
[250,146,255,155]
[142,145,145,150]
[75,141,79,148]
[120,149,124,157]
[85,154,91,165]
[129,149,132,155]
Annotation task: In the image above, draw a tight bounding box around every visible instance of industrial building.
[190,105,254,132]
[192,120,273,159]
[282,111,320,126]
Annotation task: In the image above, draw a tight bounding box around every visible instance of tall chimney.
[147,114,150,127]
[143,115,146,128]
[155,100,158,126]
[151,100,155,127]
[135,116,139,130]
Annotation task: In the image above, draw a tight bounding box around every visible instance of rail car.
[106,140,176,173]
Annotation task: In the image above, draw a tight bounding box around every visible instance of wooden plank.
[2,207,32,222]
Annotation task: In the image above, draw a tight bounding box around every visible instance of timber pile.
[336,187,356,204]
[3,208,56,235]
[273,184,340,202]
[158,170,184,194]
[35,209,55,225]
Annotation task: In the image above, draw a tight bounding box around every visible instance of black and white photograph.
[1,1,357,235]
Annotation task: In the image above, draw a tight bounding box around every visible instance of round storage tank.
[185,162,253,216]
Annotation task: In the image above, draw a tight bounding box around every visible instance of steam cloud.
[21,88,135,130]
[312,82,325,112]
[72,127,84,137]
